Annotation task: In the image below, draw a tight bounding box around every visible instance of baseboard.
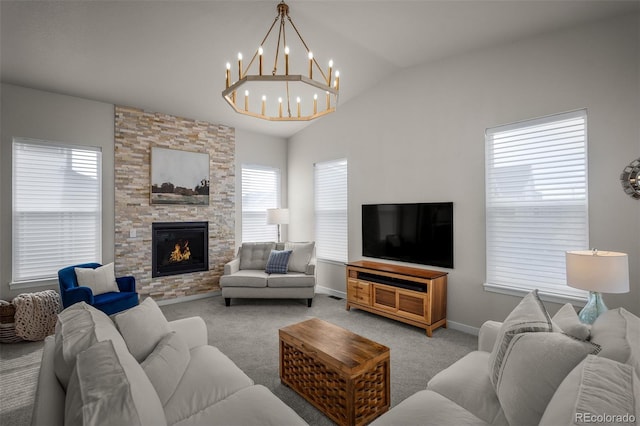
[154,291,220,306]
[446,320,479,336]
[315,285,346,299]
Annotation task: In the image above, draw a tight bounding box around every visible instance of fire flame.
[170,240,191,262]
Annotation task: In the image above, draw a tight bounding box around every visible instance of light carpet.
[0,294,477,426]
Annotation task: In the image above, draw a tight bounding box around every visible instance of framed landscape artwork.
[151,147,210,205]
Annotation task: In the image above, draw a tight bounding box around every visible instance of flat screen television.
[362,202,453,268]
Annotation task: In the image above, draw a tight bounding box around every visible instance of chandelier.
[222,1,339,122]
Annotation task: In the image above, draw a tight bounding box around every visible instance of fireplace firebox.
[152,222,208,278]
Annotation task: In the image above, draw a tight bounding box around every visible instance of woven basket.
[0,301,22,343]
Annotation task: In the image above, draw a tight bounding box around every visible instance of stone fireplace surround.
[114,106,235,301]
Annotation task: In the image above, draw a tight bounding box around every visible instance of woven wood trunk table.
[279,318,390,426]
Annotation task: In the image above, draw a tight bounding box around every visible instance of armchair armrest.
[116,276,136,292]
[305,257,316,276]
[169,317,207,349]
[478,320,502,352]
[63,286,94,307]
[224,258,240,275]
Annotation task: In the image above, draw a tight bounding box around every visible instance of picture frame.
[151,147,209,205]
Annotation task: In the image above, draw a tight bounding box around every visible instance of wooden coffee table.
[279,318,390,426]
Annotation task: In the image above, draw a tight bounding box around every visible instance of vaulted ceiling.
[2,1,637,138]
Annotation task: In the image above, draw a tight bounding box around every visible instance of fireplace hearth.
[152,222,208,278]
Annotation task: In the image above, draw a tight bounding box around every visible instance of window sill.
[317,258,347,267]
[10,277,58,291]
[483,282,587,307]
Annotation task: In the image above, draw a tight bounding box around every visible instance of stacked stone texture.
[114,106,235,301]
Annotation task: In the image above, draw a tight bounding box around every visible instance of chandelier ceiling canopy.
[222,1,339,122]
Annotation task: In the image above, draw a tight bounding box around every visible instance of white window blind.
[242,165,280,242]
[485,110,588,299]
[12,139,102,283]
[315,159,348,263]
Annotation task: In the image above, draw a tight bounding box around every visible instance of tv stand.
[346,261,447,337]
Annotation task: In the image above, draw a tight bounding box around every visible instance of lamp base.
[578,291,608,324]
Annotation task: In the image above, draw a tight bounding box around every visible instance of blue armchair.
[58,263,139,316]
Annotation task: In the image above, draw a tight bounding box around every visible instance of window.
[315,159,348,263]
[485,110,588,300]
[241,165,280,242]
[12,138,102,284]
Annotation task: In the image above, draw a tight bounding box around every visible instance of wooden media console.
[346,260,447,337]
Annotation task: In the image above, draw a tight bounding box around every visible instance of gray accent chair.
[220,242,316,307]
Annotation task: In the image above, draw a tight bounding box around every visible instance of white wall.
[0,84,115,300]
[0,84,288,301]
[288,14,640,328]
[234,127,289,245]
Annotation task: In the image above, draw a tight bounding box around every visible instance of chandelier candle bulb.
[244,90,249,111]
[335,71,340,90]
[308,52,313,79]
[328,60,333,86]
[238,53,243,79]
[261,95,266,115]
[258,46,263,76]
[297,97,301,117]
[326,91,330,109]
[278,97,283,117]
[313,94,318,114]
[225,62,231,88]
[285,46,290,75]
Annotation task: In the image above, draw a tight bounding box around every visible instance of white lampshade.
[566,250,629,293]
[266,208,289,225]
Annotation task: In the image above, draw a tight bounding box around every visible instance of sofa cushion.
[267,273,316,288]
[591,308,640,373]
[75,262,120,296]
[54,302,129,390]
[219,270,269,288]
[115,297,171,363]
[540,355,639,426]
[552,303,590,341]
[427,351,507,425]
[265,249,293,274]
[370,389,490,426]
[488,290,553,388]
[284,242,315,273]
[141,332,190,406]
[65,339,167,426]
[495,332,600,426]
[171,385,308,426]
[239,242,276,270]
[163,345,254,425]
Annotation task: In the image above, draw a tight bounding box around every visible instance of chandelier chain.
[287,16,328,83]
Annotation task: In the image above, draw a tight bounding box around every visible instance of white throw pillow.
[65,339,167,426]
[75,263,120,296]
[552,303,590,341]
[540,355,639,426]
[115,297,171,363]
[591,308,640,374]
[284,242,315,273]
[488,289,553,388]
[53,302,129,390]
[141,332,190,406]
[495,332,601,426]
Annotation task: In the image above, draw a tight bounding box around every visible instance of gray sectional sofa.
[31,299,308,426]
[371,291,640,426]
[220,241,316,307]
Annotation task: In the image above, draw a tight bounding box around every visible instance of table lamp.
[565,249,629,324]
[266,208,289,243]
